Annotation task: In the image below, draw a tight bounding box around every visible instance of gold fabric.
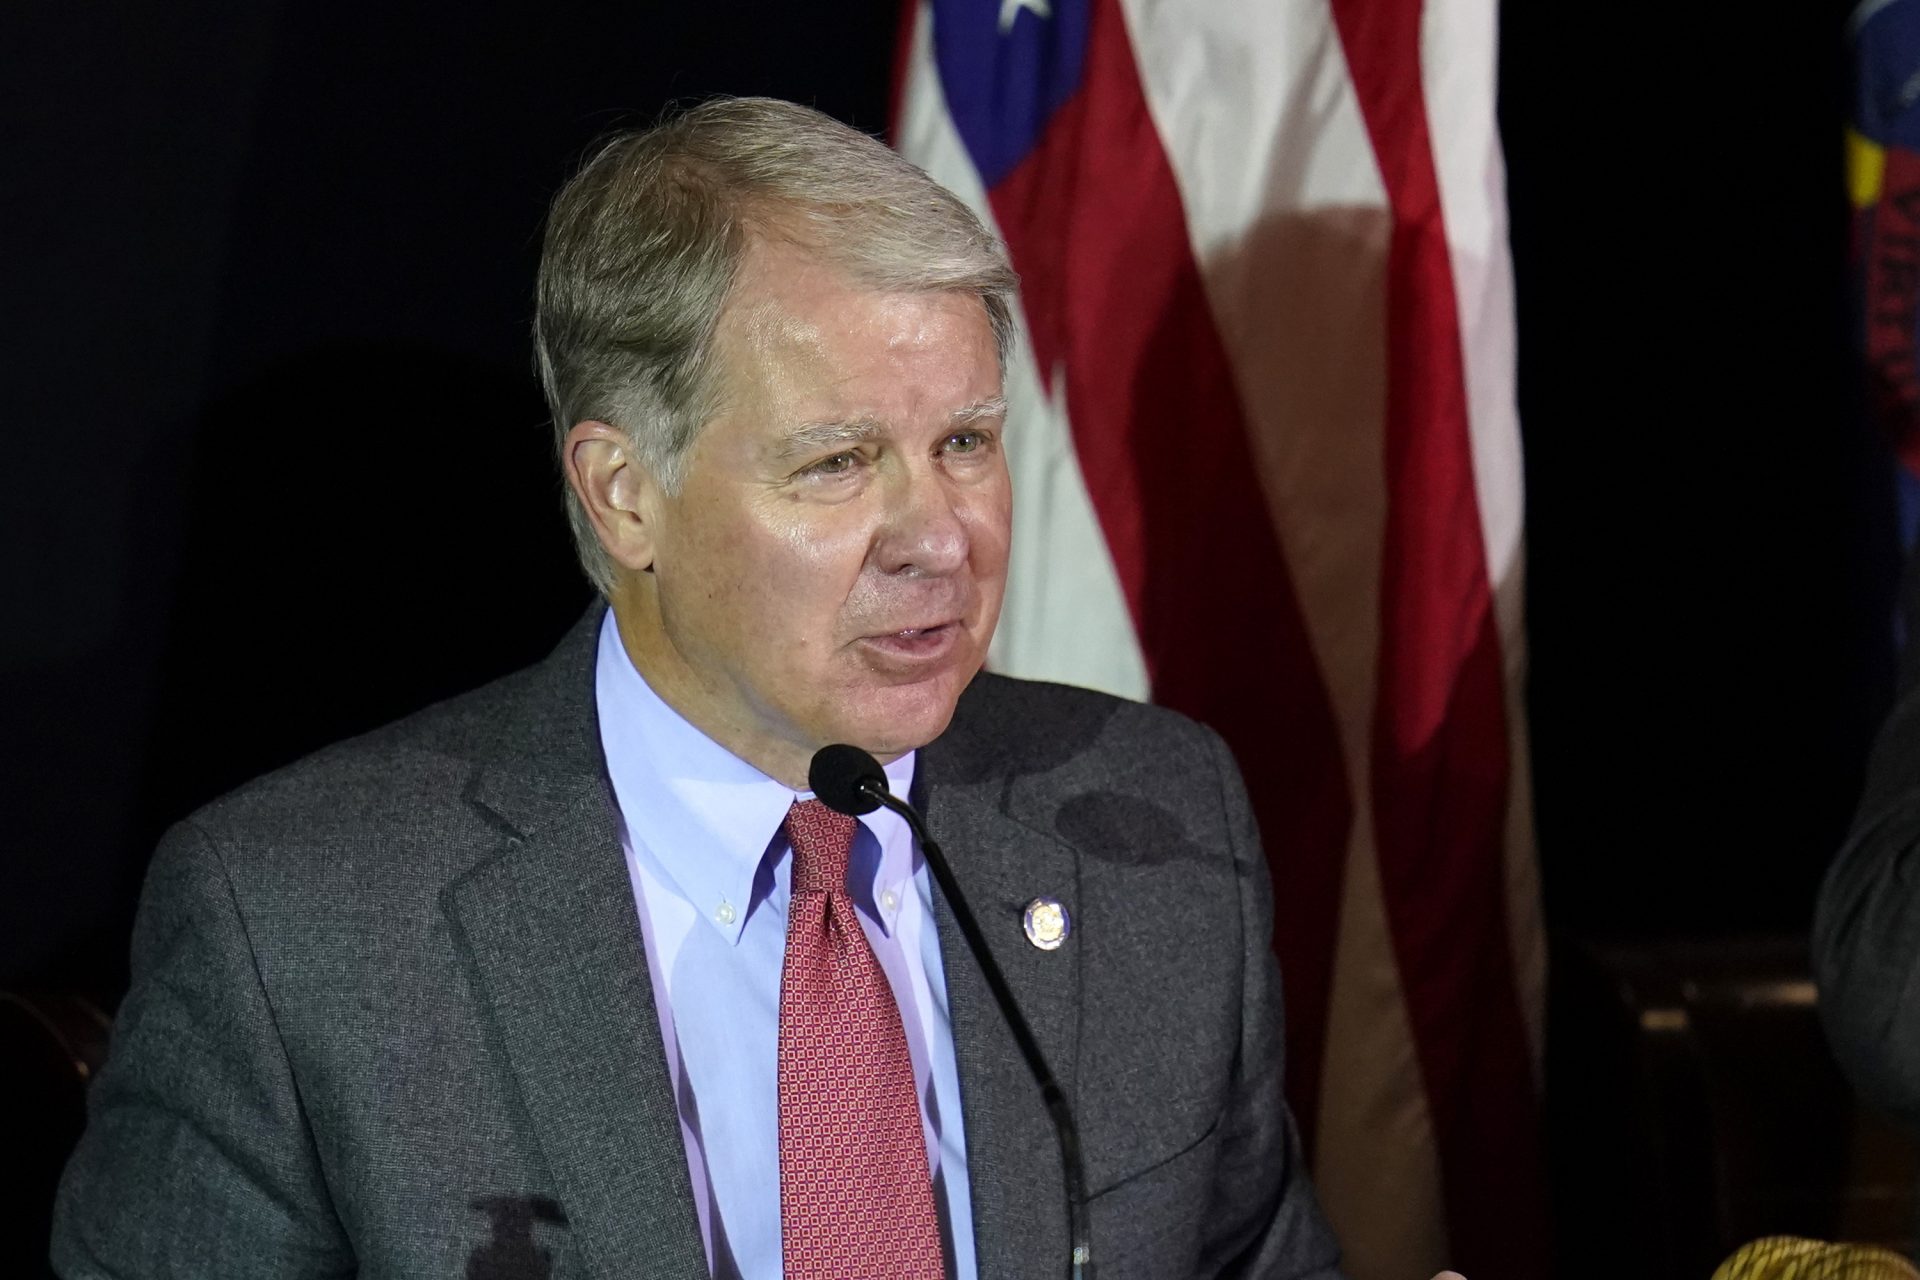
[1714,1237,1920,1280]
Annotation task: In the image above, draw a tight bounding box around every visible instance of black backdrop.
[1,0,1888,1029]
[1501,0,1893,940]
[5,0,902,996]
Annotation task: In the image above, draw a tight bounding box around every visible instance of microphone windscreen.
[1712,1237,1920,1280]
[808,744,887,816]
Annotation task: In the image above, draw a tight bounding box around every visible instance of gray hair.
[534,96,1019,595]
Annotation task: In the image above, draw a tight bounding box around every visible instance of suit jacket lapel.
[441,612,707,1280]
[918,740,1085,1279]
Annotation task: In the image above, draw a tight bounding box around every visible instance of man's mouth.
[859,621,961,663]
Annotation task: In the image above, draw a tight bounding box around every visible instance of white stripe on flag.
[896,4,1151,701]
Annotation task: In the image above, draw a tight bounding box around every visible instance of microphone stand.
[859,779,1094,1280]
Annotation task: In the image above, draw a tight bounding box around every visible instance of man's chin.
[825,674,973,760]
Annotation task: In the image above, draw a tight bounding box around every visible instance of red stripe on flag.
[1329,1,1548,1274]
[1866,146,1920,476]
[980,0,1353,1151]
[884,0,920,147]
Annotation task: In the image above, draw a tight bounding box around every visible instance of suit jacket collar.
[443,609,1082,1279]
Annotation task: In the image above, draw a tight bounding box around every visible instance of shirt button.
[715,901,737,926]
[881,889,900,913]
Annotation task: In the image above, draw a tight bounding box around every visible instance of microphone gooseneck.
[808,744,1093,1280]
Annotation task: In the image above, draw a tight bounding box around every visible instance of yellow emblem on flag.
[1851,127,1887,210]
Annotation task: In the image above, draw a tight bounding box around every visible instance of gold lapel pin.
[1022,897,1071,951]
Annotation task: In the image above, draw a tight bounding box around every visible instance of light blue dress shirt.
[593,610,978,1280]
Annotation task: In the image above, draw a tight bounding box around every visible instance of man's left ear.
[562,420,663,573]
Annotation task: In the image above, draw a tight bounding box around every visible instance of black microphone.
[809,744,1093,1280]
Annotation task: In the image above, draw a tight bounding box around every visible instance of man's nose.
[876,464,969,577]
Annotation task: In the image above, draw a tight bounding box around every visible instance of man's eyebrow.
[775,398,1008,459]
[775,417,885,459]
[950,396,1008,425]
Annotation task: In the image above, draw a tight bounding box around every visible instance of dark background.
[0,0,1893,1269]
[1500,0,1895,943]
[4,0,905,998]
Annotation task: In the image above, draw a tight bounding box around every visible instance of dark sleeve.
[1193,726,1347,1280]
[50,821,354,1278]
[1813,615,1920,1130]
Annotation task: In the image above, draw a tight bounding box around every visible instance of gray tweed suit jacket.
[51,610,1342,1280]
[1816,559,1920,1132]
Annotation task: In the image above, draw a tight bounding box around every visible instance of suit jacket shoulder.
[183,628,597,875]
[52,610,718,1280]
[939,672,1235,810]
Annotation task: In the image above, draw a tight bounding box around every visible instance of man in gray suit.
[1817,556,1920,1133]
[53,98,1357,1279]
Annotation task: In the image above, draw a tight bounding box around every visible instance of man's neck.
[605,592,818,790]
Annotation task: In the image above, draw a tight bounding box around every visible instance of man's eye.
[808,452,858,476]
[945,431,986,454]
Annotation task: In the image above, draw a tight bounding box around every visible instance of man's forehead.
[724,236,862,327]
[722,235,990,348]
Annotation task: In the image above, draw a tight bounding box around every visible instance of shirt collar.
[593,608,916,945]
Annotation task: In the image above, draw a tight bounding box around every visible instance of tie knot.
[785,799,859,896]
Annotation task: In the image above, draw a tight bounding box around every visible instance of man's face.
[624,238,1010,782]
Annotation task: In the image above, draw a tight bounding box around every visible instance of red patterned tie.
[778,799,946,1280]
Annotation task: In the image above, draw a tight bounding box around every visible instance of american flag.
[891,1,1547,1277]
